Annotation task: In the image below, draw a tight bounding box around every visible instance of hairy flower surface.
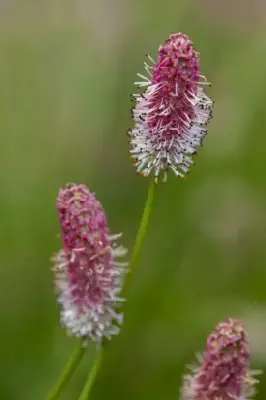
[181,318,259,399]
[129,32,213,182]
[52,183,127,342]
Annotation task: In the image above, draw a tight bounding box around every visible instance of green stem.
[77,350,103,400]
[77,179,157,399]
[124,179,156,294]
[47,341,86,400]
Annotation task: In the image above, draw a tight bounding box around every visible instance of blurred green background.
[1,1,266,399]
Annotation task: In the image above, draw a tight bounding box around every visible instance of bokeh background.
[1,1,266,399]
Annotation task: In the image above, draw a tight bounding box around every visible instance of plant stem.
[47,341,86,400]
[124,179,156,294]
[77,179,157,399]
[77,350,103,400]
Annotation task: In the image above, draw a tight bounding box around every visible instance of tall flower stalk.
[46,183,127,400]
[78,31,213,400]
[78,179,157,400]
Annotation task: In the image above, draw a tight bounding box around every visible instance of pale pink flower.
[129,33,213,182]
[52,183,127,342]
[181,318,260,399]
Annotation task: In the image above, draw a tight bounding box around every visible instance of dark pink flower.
[181,318,259,399]
[129,33,213,182]
[52,183,127,342]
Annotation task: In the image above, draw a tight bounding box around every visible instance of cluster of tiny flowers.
[181,318,260,400]
[52,183,128,342]
[129,32,213,182]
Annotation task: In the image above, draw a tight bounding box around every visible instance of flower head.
[52,183,127,342]
[181,318,259,399]
[129,32,213,182]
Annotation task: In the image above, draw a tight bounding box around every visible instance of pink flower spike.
[52,183,128,342]
[129,32,213,182]
[181,318,260,400]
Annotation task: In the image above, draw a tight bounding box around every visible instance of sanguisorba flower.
[181,318,260,399]
[52,183,127,342]
[129,32,213,182]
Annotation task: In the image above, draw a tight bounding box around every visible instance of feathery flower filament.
[129,33,213,182]
[52,183,127,342]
